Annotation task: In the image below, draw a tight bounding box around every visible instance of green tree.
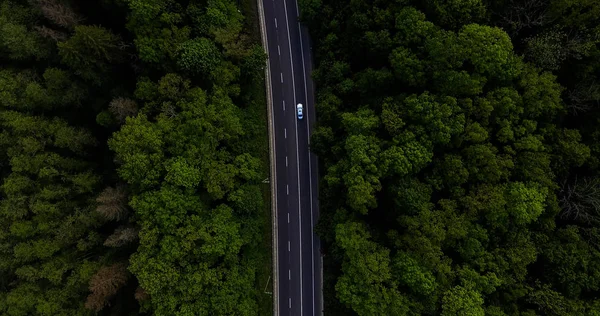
[0,110,104,315]
[109,72,264,314]
[389,47,426,87]
[0,1,50,60]
[335,222,409,316]
[457,24,520,80]
[302,1,596,314]
[125,0,190,64]
[441,285,485,316]
[58,25,122,83]
[177,37,221,76]
[428,0,486,28]
[393,251,437,296]
[108,114,165,190]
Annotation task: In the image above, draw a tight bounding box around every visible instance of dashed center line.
[280,1,304,312]
[265,0,318,313]
[286,185,289,195]
[289,269,291,280]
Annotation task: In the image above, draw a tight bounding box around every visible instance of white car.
[297,103,303,120]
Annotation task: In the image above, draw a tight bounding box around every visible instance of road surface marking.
[288,240,290,250]
[288,213,290,223]
[293,1,317,313]
[284,128,287,138]
[286,156,288,167]
[289,270,291,280]
[274,18,277,28]
[280,73,283,83]
[278,45,281,55]
[286,185,289,195]
[283,0,303,313]
[289,298,291,309]
[283,100,285,111]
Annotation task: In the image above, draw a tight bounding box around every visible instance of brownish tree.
[85,263,129,312]
[559,176,600,224]
[134,286,150,302]
[567,81,600,115]
[37,0,83,28]
[109,97,138,124]
[104,226,139,247]
[96,185,128,221]
[34,25,68,42]
[494,0,551,35]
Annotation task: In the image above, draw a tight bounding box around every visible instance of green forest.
[299,0,600,314]
[0,0,272,315]
[3,0,600,314]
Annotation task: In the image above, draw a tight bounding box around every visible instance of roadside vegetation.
[0,0,270,315]
[300,0,600,314]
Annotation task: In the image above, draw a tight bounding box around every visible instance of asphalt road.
[261,0,321,314]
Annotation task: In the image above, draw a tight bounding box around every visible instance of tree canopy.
[302,0,600,314]
[0,0,270,314]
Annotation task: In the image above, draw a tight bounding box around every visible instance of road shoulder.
[255,0,279,314]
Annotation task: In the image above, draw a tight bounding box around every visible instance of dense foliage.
[300,0,600,314]
[0,0,270,315]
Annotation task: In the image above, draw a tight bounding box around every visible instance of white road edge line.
[283,0,303,314]
[256,0,280,313]
[294,0,317,314]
